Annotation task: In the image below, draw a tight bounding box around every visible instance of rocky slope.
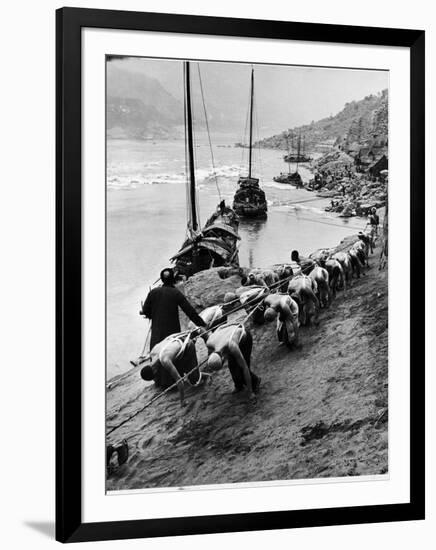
[256,89,388,153]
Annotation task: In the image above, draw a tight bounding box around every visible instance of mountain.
[106,57,389,142]
[106,65,183,139]
[256,89,388,152]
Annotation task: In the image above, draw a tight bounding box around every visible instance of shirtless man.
[246,268,279,288]
[263,293,301,349]
[353,238,370,267]
[348,247,365,278]
[139,331,210,407]
[331,251,353,288]
[358,230,374,256]
[223,285,269,324]
[308,265,330,308]
[324,258,344,298]
[272,264,294,292]
[189,302,234,333]
[205,323,260,399]
[309,249,330,265]
[290,250,316,275]
[288,274,319,326]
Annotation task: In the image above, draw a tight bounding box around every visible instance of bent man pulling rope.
[107,297,266,438]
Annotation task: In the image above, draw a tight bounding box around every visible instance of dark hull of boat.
[233,176,268,219]
[171,205,240,279]
[273,173,304,187]
[233,204,267,218]
[283,154,312,163]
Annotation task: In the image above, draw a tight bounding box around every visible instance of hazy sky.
[109,57,388,137]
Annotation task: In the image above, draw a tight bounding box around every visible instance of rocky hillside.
[256,89,388,153]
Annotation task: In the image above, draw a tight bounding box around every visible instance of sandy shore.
[106,237,388,491]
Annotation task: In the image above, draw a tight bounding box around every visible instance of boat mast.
[184,61,199,235]
[248,67,254,179]
[296,133,301,173]
[286,134,291,175]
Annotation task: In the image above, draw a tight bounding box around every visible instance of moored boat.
[274,133,304,187]
[273,172,303,186]
[283,134,312,163]
[170,62,240,279]
[233,68,268,219]
[283,153,312,163]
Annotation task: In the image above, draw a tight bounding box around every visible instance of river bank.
[107,138,368,378]
[307,148,388,218]
[106,235,388,491]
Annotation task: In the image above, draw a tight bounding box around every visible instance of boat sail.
[233,68,268,219]
[170,61,240,280]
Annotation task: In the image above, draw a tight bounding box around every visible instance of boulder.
[178,268,243,311]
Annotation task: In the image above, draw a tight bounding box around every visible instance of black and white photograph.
[0,0,430,546]
[105,56,389,492]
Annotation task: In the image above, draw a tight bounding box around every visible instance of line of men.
[138,230,374,409]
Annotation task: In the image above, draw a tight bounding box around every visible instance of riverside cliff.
[106,236,388,491]
[256,89,388,154]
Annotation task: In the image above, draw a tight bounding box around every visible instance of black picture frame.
[56,7,425,543]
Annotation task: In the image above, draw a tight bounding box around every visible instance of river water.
[107,136,366,378]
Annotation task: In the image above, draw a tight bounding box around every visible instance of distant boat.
[233,68,268,219]
[283,134,312,163]
[273,172,303,186]
[274,133,304,187]
[170,62,240,279]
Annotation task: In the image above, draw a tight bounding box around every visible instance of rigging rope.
[108,219,370,440]
[197,64,222,202]
[239,75,252,177]
[253,92,264,180]
[106,355,211,436]
[106,296,267,438]
[289,213,366,231]
[106,272,299,439]
[107,221,380,442]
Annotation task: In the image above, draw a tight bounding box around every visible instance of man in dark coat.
[141,268,206,350]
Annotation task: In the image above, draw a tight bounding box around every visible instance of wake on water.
[107,162,313,192]
[107,164,245,190]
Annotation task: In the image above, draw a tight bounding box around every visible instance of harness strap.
[230,323,245,343]
[158,331,191,364]
[210,306,223,326]
[215,322,246,344]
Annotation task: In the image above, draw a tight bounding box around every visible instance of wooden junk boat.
[274,133,303,186]
[283,134,312,164]
[233,68,268,219]
[275,133,306,187]
[170,62,240,279]
[274,171,303,186]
